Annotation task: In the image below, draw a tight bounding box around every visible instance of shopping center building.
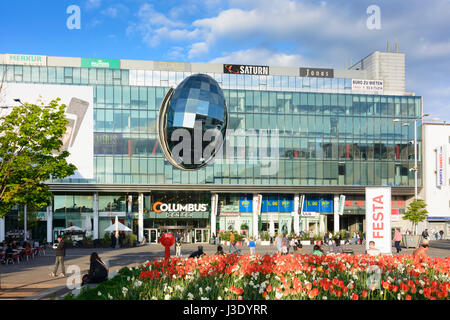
[0,50,423,243]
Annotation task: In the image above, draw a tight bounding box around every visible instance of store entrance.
[159,226,193,243]
[144,228,158,244]
[194,228,210,243]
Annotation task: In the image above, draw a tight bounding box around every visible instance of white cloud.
[86,0,101,10]
[102,7,118,18]
[209,48,310,67]
[189,42,210,59]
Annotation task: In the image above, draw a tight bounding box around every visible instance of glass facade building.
[0,52,422,243]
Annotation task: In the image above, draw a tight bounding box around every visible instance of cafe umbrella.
[63,226,84,232]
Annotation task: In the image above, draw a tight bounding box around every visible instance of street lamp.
[393,114,440,199]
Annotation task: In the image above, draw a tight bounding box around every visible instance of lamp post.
[393,114,440,199]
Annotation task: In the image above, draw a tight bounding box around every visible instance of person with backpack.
[228,232,240,254]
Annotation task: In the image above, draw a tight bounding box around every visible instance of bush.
[219,231,243,242]
[103,233,111,242]
[260,231,270,241]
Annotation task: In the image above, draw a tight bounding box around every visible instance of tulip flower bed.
[65,253,450,300]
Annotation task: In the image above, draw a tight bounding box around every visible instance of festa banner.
[365,187,392,254]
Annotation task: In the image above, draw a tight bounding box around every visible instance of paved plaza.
[0,240,448,300]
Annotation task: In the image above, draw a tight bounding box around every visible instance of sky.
[0,0,449,121]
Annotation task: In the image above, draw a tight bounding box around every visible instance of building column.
[46,202,53,244]
[319,214,326,235]
[138,193,144,243]
[0,217,5,242]
[210,193,218,238]
[293,194,300,235]
[333,195,340,234]
[93,192,99,240]
[252,194,260,239]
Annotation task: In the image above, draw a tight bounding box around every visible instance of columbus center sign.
[365,187,392,254]
[152,202,208,213]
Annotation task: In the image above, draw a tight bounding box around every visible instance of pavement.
[0,240,448,300]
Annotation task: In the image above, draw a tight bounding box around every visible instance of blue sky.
[0,0,449,121]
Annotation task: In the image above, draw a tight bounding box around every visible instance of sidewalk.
[0,240,448,300]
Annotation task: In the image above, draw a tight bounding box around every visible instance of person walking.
[248,237,256,255]
[324,232,329,246]
[422,229,429,240]
[274,233,283,254]
[228,232,240,254]
[393,228,402,253]
[352,232,357,245]
[356,232,361,245]
[50,235,66,277]
[439,230,444,240]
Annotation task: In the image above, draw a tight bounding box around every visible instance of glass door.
[194,228,210,243]
[144,228,158,243]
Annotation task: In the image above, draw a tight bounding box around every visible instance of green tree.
[0,99,77,217]
[403,199,428,235]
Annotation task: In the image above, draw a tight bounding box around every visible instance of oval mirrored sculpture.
[157,74,228,170]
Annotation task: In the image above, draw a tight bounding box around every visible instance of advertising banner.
[3,54,47,66]
[437,145,446,187]
[279,198,294,213]
[94,132,123,155]
[300,67,334,78]
[338,195,346,216]
[391,208,399,222]
[299,195,305,214]
[1,83,94,179]
[352,79,384,94]
[305,199,320,212]
[256,194,263,216]
[211,193,219,216]
[365,187,392,254]
[81,58,120,69]
[223,64,269,75]
[239,197,252,213]
[319,199,333,213]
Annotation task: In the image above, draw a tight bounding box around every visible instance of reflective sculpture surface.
[158,74,227,170]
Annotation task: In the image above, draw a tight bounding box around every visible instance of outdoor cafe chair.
[24,248,34,261]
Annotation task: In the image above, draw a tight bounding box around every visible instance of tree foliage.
[0,99,77,217]
[403,199,428,235]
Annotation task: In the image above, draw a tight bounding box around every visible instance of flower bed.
[65,253,450,300]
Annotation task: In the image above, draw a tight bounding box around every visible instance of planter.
[235,242,242,246]
[300,241,311,246]
[260,241,271,246]
[315,240,323,245]
[403,235,421,248]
